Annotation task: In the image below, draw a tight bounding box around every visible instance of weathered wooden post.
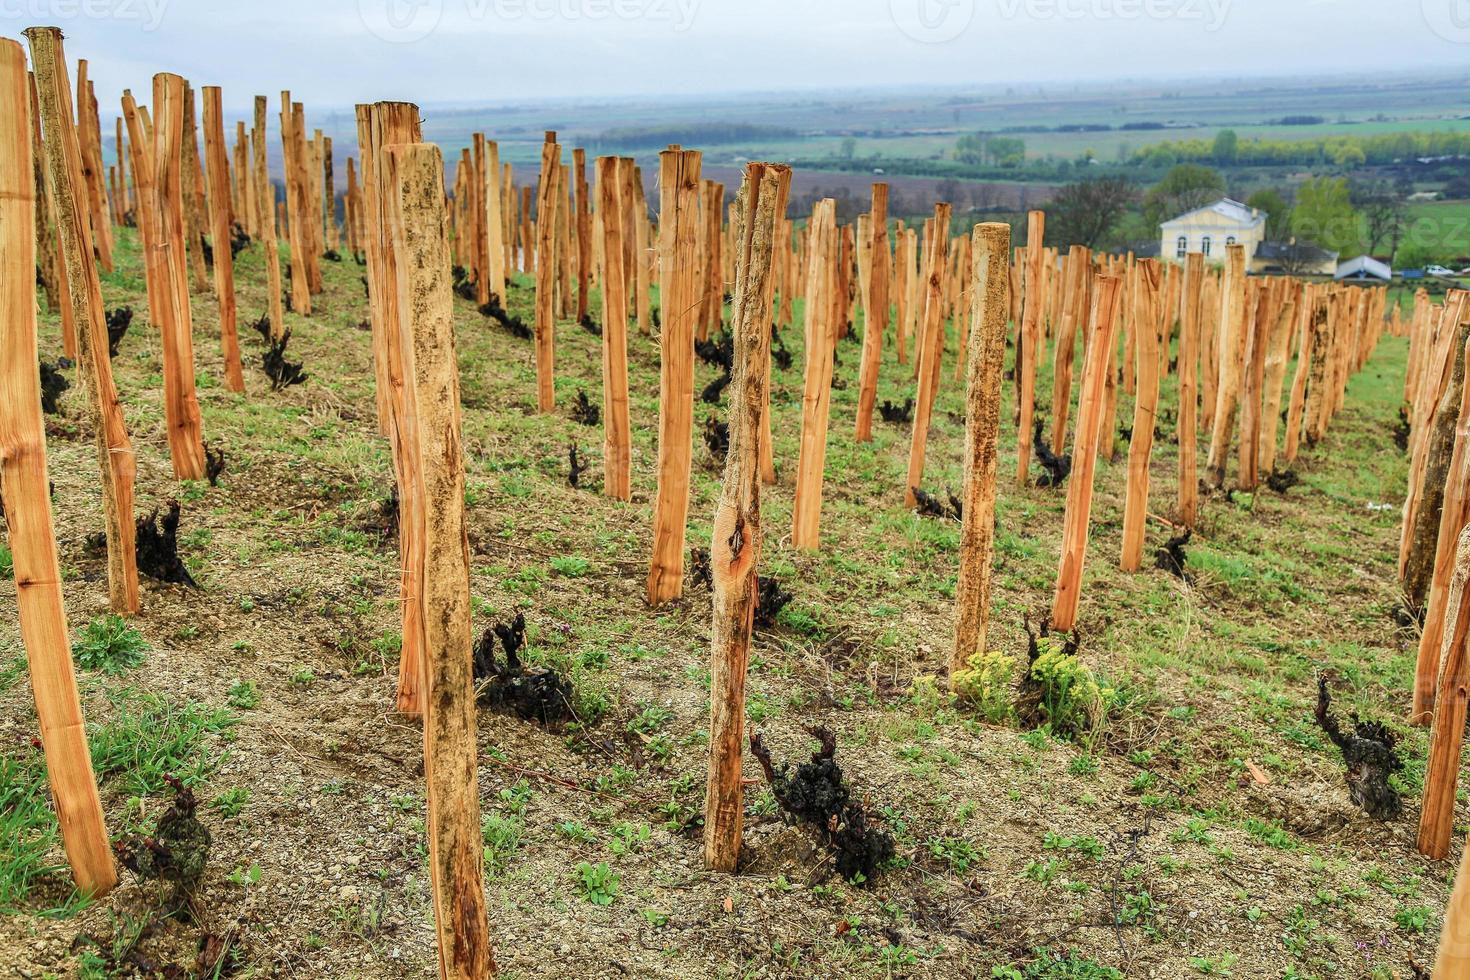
[791,199,838,550]
[150,73,208,480]
[1178,252,1203,526]
[854,183,889,442]
[704,162,787,874]
[575,148,592,322]
[1417,524,1470,858]
[1258,283,1301,476]
[596,156,632,501]
[483,138,506,301]
[26,26,139,615]
[533,132,561,412]
[1436,824,1470,974]
[180,82,210,295]
[904,204,951,506]
[357,102,426,717]
[1284,291,1324,465]
[1049,245,1090,453]
[202,86,244,393]
[73,59,112,274]
[384,141,496,979]
[952,222,1012,677]
[1051,277,1124,632]
[252,97,286,340]
[1120,259,1161,572]
[646,147,702,606]
[1,35,116,898]
[1016,211,1045,484]
[1205,244,1247,488]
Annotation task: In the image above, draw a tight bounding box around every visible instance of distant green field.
[1404,200,1470,261]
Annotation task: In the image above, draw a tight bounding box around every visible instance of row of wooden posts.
[5,34,1467,976]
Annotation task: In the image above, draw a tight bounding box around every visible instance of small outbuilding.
[1335,256,1392,283]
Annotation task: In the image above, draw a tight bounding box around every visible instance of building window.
[1176,236,1188,259]
[1201,236,1212,257]
[1226,235,1237,246]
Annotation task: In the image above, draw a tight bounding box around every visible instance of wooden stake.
[0,35,116,897]
[73,59,112,273]
[1205,244,1247,488]
[180,82,210,294]
[534,132,561,412]
[1049,245,1090,454]
[252,96,286,341]
[1016,211,1045,484]
[1120,260,1161,572]
[1258,283,1301,477]
[383,141,496,980]
[1283,292,1323,465]
[597,156,632,501]
[356,102,425,717]
[1051,277,1124,632]
[202,86,244,393]
[903,204,952,506]
[952,223,1012,675]
[792,199,838,549]
[1177,253,1203,526]
[483,138,505,301]
[26,26,139,615]
[646,147,702,606]
[854,183,889,442]
[1417,522,1470,858]
[704,162,787,874]
[150,73,207,480]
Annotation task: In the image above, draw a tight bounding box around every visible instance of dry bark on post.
[383,142,496,980]
[646,147,702,606]
[1206,244,1247,488]
[1417,525,1470,857]
[252,96,286,341]
[0,36,116,898]
[1051,277,1124,633]
[854,183,889,442]
[534,132,561,412]
[1258,283,1301,476]
[703,162,786,874]
[791,199,838,550]
[597,156,632,501]
[904,204,952,507]
[952,222,1012,676]
[73,60,112,273]
[575,149,592,322]
[356,102,425,717]
[202,86,244,394]
[1284,292,1325,464]
[1437,824,1470,974]
[1178,252,1204,526]
[1049,245,1090,454]
[1235,280,1269,491]
[26,26,139,615]
[1016,210,1046,483]
[150,73,208,481]
[1120,260,1162,572]
[180,83,210,294]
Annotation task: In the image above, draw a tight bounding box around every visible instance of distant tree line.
[592,123,797,150]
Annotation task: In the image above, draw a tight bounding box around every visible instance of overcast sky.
[10,0,1470,112]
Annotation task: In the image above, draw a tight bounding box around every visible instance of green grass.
[72,616,149,675]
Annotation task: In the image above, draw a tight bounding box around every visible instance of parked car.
[1427,264,1457,277]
